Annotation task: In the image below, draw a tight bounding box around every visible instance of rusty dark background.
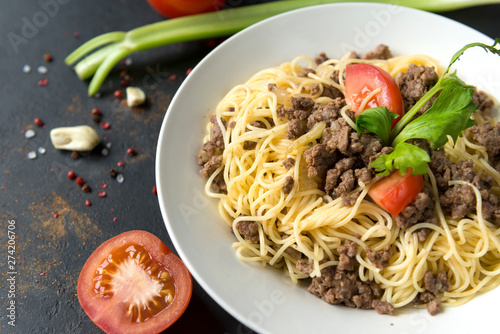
[0,0,499,333]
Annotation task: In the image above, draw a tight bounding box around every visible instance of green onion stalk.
[65,0,498,95]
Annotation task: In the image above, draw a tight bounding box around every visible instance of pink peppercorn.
[75,176,84,186]
[67,170,76,180]
[127,148,136,156]
[34,118,44,127]
[113,90,122,99]
[85,200,92,207]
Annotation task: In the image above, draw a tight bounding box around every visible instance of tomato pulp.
[146,0,227,18]
[345,63,404,128]
[77,230,192,334]
[368,170,424,217]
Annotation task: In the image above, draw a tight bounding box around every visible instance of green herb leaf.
[371,142,431,176]
[444,38,500,76]
[392,75,477,148]
[355,107,399,146]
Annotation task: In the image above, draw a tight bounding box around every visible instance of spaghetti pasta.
[197,46,500,314]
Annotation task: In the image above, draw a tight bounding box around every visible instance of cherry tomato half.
[368,170,424,217]
[78,230,192,334]
[146,0,227,18]
[345,63,404,128]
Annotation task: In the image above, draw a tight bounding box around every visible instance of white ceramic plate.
[156,3,500,334]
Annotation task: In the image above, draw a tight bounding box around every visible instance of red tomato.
[368,170,424,217]
[78,230,192,334]
[345,63,404,128]
[146,0,227,18]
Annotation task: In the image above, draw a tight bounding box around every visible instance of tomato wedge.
[78,230,192,334]
[146,0,226,18]
[345,63,404,128]
[368,170,424,217]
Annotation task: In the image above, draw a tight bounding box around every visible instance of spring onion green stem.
[66,0,500,95]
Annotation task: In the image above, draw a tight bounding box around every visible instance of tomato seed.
[38,78,49,86]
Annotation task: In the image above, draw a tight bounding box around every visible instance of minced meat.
[396,64,438,113]
[366,244,393,269]
[298,240,392,311]
[429,149,500,225]
[362,44,392,60]
[235,220,260,243]
[283,176,295,194]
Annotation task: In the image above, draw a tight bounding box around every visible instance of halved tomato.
[368,169,424,217]
[78,230,192,334]
[146,0,226,18]
[345,63,404,128]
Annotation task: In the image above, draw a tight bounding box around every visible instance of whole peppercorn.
[127,148,137,156]
[81,183,91,193]
[67,170,76,180]
[34,118,44,127]
[75,176,85,186]
[109,168,118,178]
[114,90,122,99]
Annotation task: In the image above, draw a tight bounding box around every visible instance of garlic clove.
[126,86,146,107]
[50,125,100,151]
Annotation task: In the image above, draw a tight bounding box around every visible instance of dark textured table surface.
[1,1,499,333]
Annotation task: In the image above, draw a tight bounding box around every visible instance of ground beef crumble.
[297,240,393,313]
[412,271,450,315]
[235,220,260,243]
[366,244,393,269]
[469,120,500,172]
[429,148,500,225]
[396,63,438,114]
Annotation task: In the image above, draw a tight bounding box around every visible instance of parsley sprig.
[356,39,500,176]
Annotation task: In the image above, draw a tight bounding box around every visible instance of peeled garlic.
[50,125,100,151]
[126,86,146,107]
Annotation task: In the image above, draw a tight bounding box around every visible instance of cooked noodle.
[200,51,500,311]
